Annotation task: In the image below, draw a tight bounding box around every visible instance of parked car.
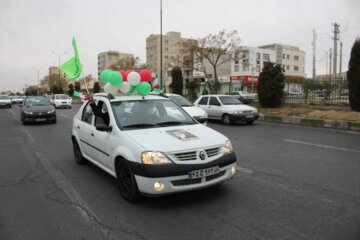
[166,93,208,124]
[194,95,259,125]
[0,95,12,108]
[54,94,72,108]
[72,93,237,201]
[238,91,257,102]
[10,95,24,104]
[20,96,56,124]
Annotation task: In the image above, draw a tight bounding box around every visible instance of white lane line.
[35,152,110,238]
[282,139,360,154]
[10,108,17,119]
[22,128,35,143]
[236,166,255,174]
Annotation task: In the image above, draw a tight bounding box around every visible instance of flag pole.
[81,71,90,95]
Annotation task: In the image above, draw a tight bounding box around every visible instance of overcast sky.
[0,0,359,92]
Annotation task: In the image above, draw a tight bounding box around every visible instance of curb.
[259,114,360,131]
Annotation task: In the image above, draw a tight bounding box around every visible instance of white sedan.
[54,94,72,109]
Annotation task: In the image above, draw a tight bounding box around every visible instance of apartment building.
[146,31,195,90]
[231,46,276,93]
[258,44,305,94]
[97,51,133,79]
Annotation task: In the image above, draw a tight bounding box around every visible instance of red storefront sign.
[230,75,258,84]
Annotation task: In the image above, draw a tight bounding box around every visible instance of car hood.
[24,105,54,112]
[222,104,257,112]
[54,99,70,102]
[182,106,208,118]
[0,99,11,103]
[124,124,227,152]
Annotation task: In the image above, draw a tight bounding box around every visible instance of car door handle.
[77,126,80,129]
[91,133,94,137]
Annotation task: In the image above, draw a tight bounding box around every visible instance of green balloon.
[100,69,112,83]
[109,71,123,86]
[128,85,136,94]
[136,82,151,96]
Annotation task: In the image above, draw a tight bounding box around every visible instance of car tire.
[246,120,254,125]
[8,105,11,108]
[72,139,86,165]
[222,114,232,125]
[52,119,57,124]
[116,161,140,202]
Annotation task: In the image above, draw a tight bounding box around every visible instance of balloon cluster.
[100,69,153,96]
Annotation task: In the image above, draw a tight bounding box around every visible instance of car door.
[208,96,222,119]
[196,96,209,115]
[77,102,97,161]
[91,100,113,170]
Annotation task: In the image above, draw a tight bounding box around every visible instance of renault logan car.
[194,95,259,125]
[72,93,237,202]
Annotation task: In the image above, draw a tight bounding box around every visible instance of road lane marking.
[34,152,111,239]
[236,166,255,174]
[22,128,35,143]
[282,139,360,154]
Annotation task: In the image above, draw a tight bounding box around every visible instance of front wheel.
[116,162,140,202]
[222,114,232,125]
[73,139,86,165]
[246,120,254,125]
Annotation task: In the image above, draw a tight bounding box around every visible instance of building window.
[256,53,260,60]
[234,65,239,72]
[165,48,169,51]
[263,53,270,61]
[294,66,299,71]
[286,65,290,70]
[283,54,285,59]
[242,65,249,71]
[167,70,172,77]
[234,52,239,59]
[294,55,299,61]
[256,65,260,72]
[235,60,239,64]
[287,54,290,60]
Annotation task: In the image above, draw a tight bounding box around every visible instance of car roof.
[200,95,229,97]
[93,93,169,102]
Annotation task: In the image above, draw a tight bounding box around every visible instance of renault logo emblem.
[199,151,206,160]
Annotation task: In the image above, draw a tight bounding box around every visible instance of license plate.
[188,166,219,179]
[35,118,46,122]
[246,114,254,118]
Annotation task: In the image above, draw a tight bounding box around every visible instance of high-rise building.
[258,44,305,94]
[97,51,134,79]
[146,31,195,89]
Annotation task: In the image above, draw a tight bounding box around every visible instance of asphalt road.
[0,104,359,240]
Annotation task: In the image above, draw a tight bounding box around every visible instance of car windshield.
[168,95,194,107]
[219,96,242,105]
[111,99,196,130]
[25,97,51,106]
[0,96,10,100]
[55,94,69,100]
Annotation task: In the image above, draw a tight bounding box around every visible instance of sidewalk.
[259,114,360,131]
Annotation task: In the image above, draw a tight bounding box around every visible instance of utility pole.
[312,29,317,80]
[339,41,343,75]
[332,23,340,81]
[329,48,332,81]
[323,50,328,81]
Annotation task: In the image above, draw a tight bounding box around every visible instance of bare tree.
[175,29,241,93]
[109,56,148,71]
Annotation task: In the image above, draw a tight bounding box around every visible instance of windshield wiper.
[156,121,193,126]
[122,123,156,129]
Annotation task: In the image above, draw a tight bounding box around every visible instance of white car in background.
[194,95,259,125]
[54,94,72,109]
[166,94,208,124]
[0,95,12,108]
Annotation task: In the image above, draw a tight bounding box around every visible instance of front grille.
[243,110,252,113]
[205,147,220,157]
[206,171,226,182]
[173,151,197,161]
[171,178,201,186]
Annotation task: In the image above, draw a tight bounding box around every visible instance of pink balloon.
[119,70,127,81]
[139,69,152,82]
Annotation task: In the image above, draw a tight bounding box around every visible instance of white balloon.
[104,82,118,95]
[127,72,140,86]
[119,81,131,93]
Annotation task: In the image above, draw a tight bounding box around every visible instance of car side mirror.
[193,116,207,123]
[96,124,112,132]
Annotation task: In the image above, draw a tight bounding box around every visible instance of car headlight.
[47,109,55,114]
[141,151,173,165]
[223,140,233,155]
[233,110,241,114]
[24,110,33,115]
[252,109,258,113]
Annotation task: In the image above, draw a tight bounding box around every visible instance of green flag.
[74,90,80,97]
[60,37,82,80]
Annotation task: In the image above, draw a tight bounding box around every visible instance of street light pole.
[52,51,67,86]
